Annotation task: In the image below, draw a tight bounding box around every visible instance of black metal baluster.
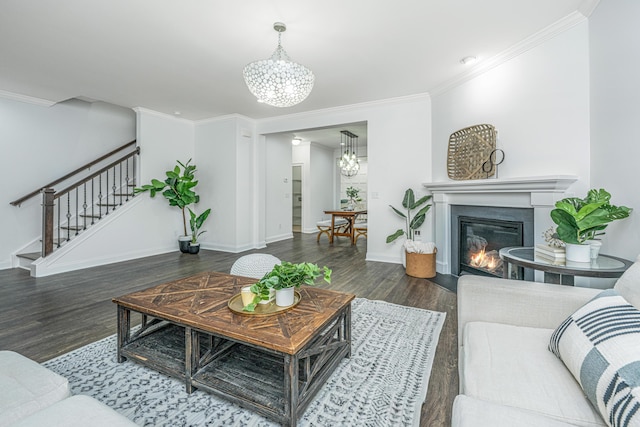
[105,169,109,215]
[66,194,71,242]
[82,183,88,230]
[125,158,130,201]
[91,178,95,225]
[98,174,103,219]
[57,196,61,248]
[119,162,123,205]
[112,166,117,210]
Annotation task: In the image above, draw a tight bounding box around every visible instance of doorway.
[292,165,302,233]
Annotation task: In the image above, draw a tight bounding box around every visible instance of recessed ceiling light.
[174,111,182,116]
[460,56,477,65]
[292,138,302,146]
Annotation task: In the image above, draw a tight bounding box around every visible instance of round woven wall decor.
[447,124,497,180]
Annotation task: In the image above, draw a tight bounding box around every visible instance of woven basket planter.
[405,248,437,279]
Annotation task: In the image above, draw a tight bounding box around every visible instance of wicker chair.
[316,218,348,243]
[230,253,281,279]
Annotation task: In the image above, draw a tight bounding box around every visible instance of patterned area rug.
[44,298,445,426]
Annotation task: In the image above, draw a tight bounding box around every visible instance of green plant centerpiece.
[345,186,362,210]
[243,262,332,312]
[550,188,632,245]
[386,188,432,243]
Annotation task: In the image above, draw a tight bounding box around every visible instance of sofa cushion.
[549,289,640,427]
[12,395,138,427]
[452,395,583,427]
[0,351,71,427]
[462,322,605,426]
[614,254,640,309]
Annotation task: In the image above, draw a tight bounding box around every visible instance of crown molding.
[194,113,254,125]
[256,93,431,126]
[430,11,588,96]
[0,89,56,107]
[578,0,600,17]
[132,106,194,124]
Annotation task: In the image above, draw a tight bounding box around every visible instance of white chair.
[316,218,348,243]
[230,253,281,279]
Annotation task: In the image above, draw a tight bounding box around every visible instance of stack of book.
[535,244,566,264]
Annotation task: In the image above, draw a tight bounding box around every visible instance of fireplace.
[451,205,534,280]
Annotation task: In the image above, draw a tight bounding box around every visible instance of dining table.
[323,209,367,245]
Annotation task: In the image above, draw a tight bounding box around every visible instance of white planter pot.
[275,287,295,307]
[565,243,591,263]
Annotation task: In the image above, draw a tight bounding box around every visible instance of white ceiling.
[0,0,596,123]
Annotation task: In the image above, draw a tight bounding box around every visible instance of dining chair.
[316,217,348,242]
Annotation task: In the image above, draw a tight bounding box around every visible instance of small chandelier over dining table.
[338,130,360,177]
[243,22,315,108]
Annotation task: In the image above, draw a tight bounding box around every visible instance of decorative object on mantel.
[481,149,505,179]
[550,188,632,263]
[447,123,497,180]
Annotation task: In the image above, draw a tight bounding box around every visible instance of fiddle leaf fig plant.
[386,188,432,243]
[134,159,200,236]
[243,262,332,312]
[550,188,632,244]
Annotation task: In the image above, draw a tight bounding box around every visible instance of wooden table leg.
[329,215,335,244]
[284,353,299,427]
[185,327,199,393]
[116,305,130,363]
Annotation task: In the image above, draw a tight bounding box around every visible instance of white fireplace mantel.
[422,175,579,275]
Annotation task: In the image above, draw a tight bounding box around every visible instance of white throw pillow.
[614,254,640,309]
[549,289,640,427]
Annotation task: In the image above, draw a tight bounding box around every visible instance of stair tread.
[17,252,40,261]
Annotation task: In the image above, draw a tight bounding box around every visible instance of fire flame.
[470,249,499,271]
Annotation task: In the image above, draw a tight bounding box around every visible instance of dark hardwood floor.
[0,233,458,426]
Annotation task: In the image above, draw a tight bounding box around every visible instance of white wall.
[265,133,294,242]
[257,94,432,264]
[310,143,336,232]
[589,0,640,260]
[431,21,590,198]
[0,97,135,269]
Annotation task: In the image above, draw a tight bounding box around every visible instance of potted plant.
[243,262,332,311]
[551,188,632,262]
[386,188,435,277]
[134,159,201,253]
[187,208,211,254]
[345,186,362,211]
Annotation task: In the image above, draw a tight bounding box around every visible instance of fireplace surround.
[451,205,534,280]
[423,175,578,279]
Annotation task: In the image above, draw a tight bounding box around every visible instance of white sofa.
[452,255,640,427]
[0,350,136,427]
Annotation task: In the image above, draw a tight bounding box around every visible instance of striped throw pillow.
[549,289,640,427]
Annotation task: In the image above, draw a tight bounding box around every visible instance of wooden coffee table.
[112,271,355,427]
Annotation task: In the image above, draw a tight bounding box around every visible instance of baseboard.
[266,233,293,244]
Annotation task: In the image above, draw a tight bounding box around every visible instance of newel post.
[42,188,55,257]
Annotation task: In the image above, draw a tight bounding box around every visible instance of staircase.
[10,141,140,270]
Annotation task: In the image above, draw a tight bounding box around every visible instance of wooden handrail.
[54,147,140,199]
[10,140,137,207]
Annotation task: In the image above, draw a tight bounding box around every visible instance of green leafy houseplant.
[134,159,200,236]
[346,186,362,204]
[386,188,432,243]
[243,262,332,312]
[550,188,632,244]
[188,208,212,244]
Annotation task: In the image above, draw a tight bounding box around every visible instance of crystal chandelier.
[243,22,315,108]
[338,130,360,177]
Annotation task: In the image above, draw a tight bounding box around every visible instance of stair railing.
[10,140,140,257]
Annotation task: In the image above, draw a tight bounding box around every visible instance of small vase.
[188,242,200,254]
[587,240,602,259]
[275,287,295,307]
[565,243,591,263]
